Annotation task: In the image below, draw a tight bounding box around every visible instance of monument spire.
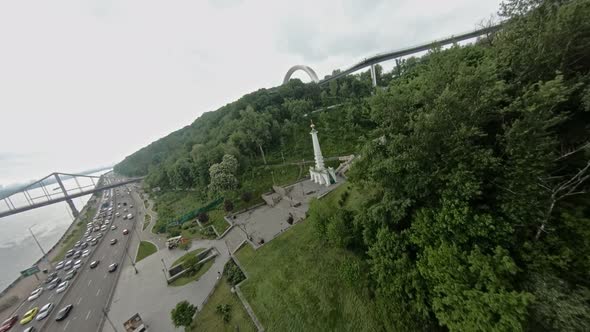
[308,121,336,186]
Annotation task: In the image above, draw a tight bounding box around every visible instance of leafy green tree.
[171,300,196,328]
[208,154,239,195]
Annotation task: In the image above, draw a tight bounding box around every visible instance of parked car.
[27,288,43,302]
[19,307,38,325]
[0,316,18,332]
[108,263,118,273]
[35,303,54,321]
[55,304,73,321]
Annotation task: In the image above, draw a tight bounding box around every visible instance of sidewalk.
[102,190,231,331]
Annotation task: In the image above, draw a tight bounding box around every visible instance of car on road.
[55,304,73,321]
[55,261,64,270]
[23,326,37,332]
[0,316,18,332]
[86,236,93,242]
[80,242,88,249]
[65,249,74,258]
[82,249,90,257]
[56,281,69,294]
[64,270,76,281]
[127,213,134,220]
[64,260,73,270]
[111,225,117,230]
[27,287,43,302]
[123,229,129,235]
[108,263,118,272]
[110,238,118,245]
[73,250,82,259]
[90,260,100,269]
[73,260,82,269]
[35,303,54,321]
[47,277,61,290]
[44,272,58,284]
[74,241,81,248]
[96,232,104,239]
[90,238,98,246]
[19,307,38,325]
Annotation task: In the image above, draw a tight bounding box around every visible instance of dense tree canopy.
[118,0,590,330]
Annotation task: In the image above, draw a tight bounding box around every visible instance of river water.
[0,171,110,291]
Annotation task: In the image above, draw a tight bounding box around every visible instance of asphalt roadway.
[11,175,140,332]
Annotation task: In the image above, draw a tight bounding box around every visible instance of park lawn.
[169,258,215,287]
[136,241,157,262]
[235,184,383,331]
[171,248,205,267]
[209,209,230,235]
[191,276,256,332]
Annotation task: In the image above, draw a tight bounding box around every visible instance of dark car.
[108,263,118,273]
[80,242,88,249]
[89,260,100,269]
[0,315,18,332]
[110,239,117,245]
[123,229,129,235]
[55,305,73,321]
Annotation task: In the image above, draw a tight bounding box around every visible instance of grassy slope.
[235,184,383,331]
[171,248,205,267]
[136,241,157,262]
[191,276,256,332]
[169,258,215,287]
[52,205,97,263]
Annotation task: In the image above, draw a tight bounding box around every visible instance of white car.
[82,249,90,257]
[27,287,43,301]
[35,302,54,321]
[55,281,69,294]
[55,261,64,270]
[127,214,133,220]
[73,260,82,270]
[111,225,117,230]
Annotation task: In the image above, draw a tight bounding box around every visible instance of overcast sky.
[0,0,502,186]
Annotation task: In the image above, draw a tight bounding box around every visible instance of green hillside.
[116,0,590,330]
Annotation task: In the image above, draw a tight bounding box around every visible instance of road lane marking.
[88,279,92,286]
[86,310,92,320]
[77,297,82,305]
[96,288,101,296]
[48,293,54,300]
[104,274,107,279]
[64,320,70,331]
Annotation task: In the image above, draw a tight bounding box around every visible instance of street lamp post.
[28,225,52,271]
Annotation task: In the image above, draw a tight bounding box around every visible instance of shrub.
[200,227,217,238]
[224,260,246,286]
[169,227,181,237]
[287,214,294,225]
[178,242,191,251]
[241,191,253,202]
[197,212,209,223]
[216,304,232,323]
[224,199,234,212]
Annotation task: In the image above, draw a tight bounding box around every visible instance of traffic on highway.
[2,175,140,332]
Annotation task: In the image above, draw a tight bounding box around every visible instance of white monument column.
[310,122,325,170]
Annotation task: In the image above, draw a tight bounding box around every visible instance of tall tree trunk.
[259,144,267,165]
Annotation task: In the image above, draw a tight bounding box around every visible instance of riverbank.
[0,176,106,322]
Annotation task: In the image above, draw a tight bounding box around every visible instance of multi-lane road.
[10,174,141,332]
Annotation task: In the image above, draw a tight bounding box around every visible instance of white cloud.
[0,0,501,185]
